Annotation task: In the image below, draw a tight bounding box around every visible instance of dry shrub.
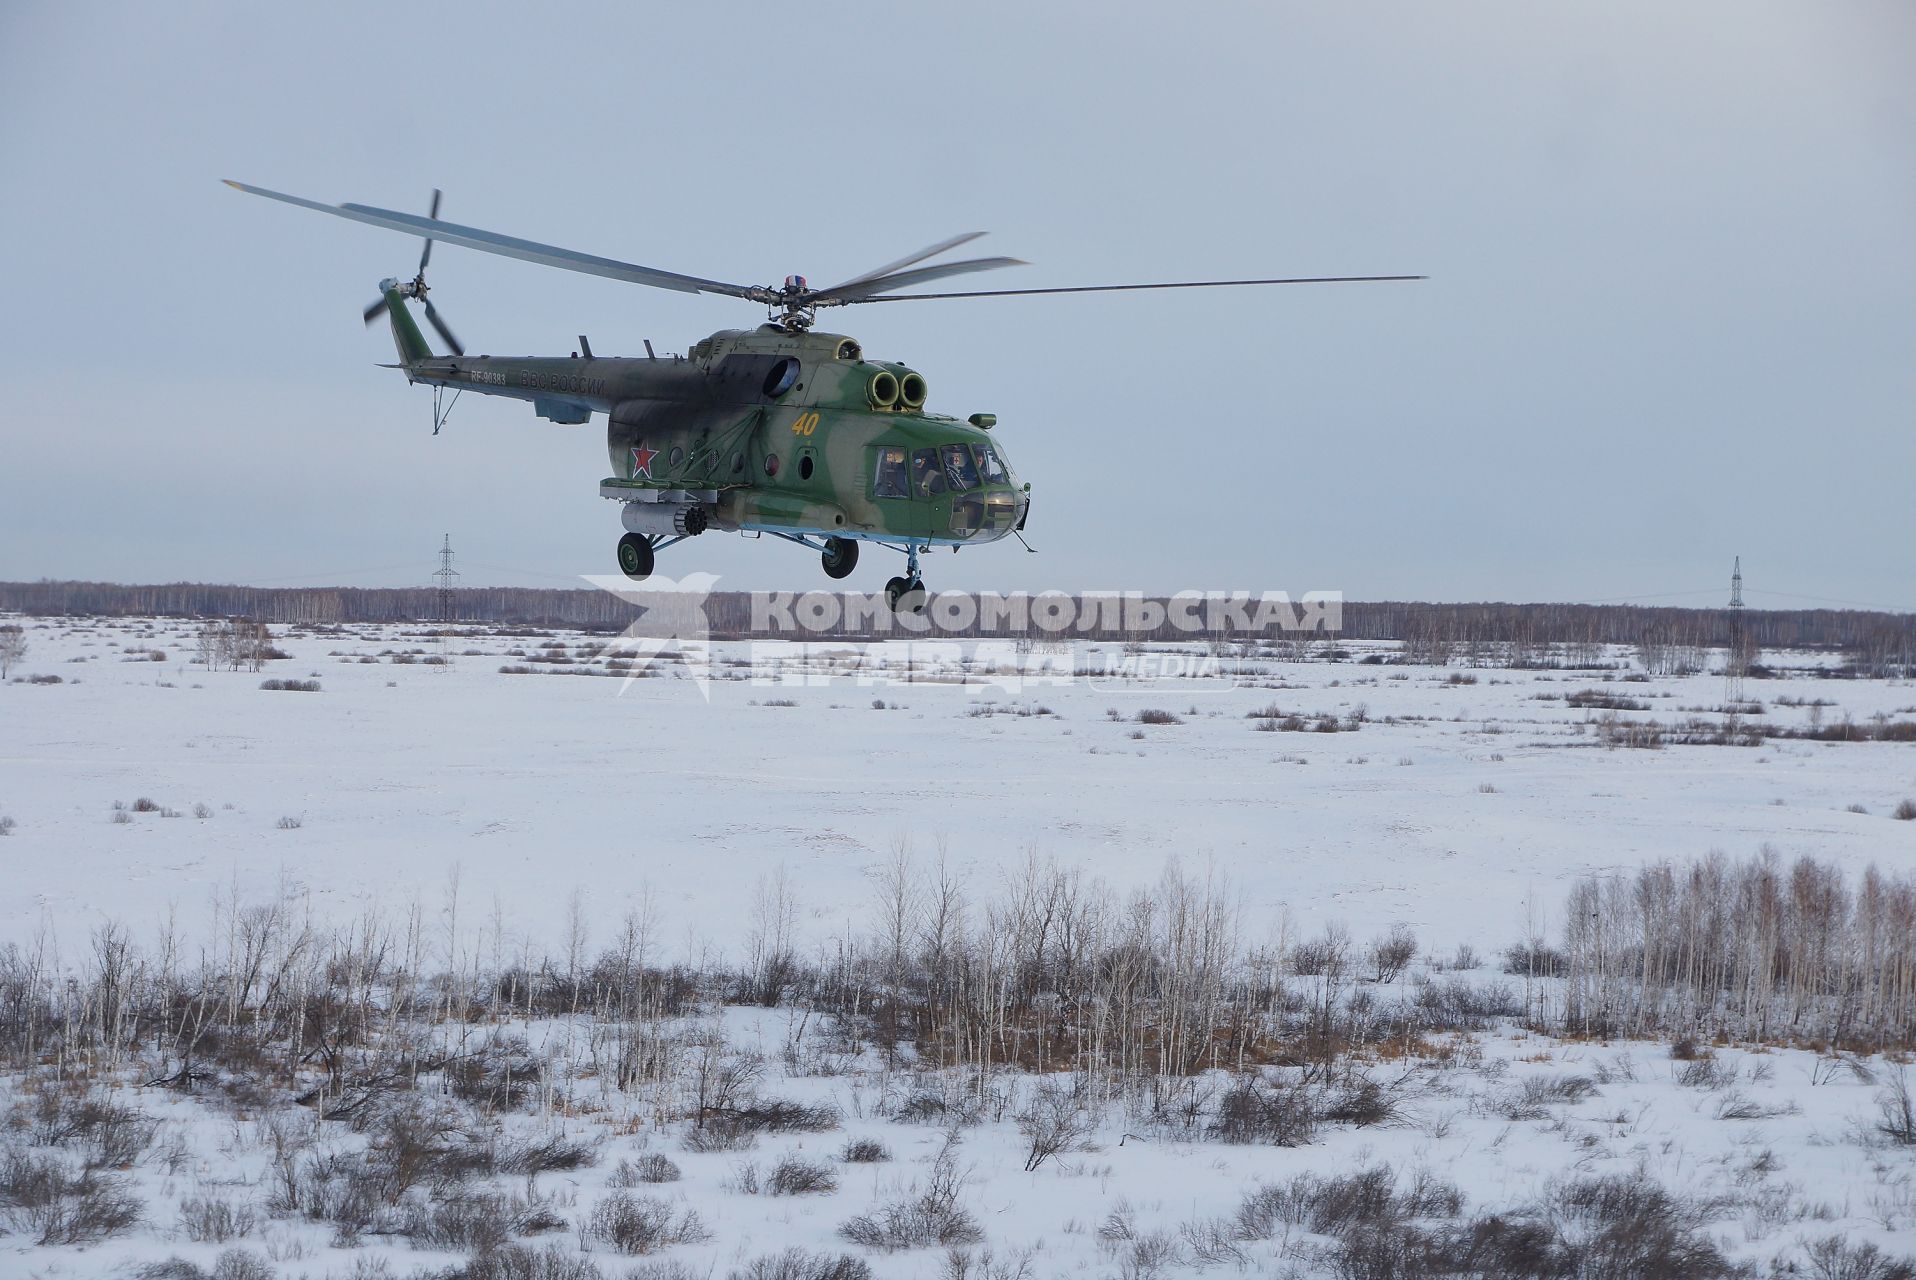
[1880,1070,1916,1146]
[26,1085,159,1169]
[681,1121,756,1153]
[729,1249,874,1280]
[1367,924,1418,983]
[1489,1075,1599,1121]
[134,1252,274,1280]
[688,1097,837,1152]
[1501,941,1569,977]
[766,1153,838,1196]
[1289,926,1350,977]
[1676,1056,1735,1090]
[1210,1078,1317,1147]
[178,1192,258,1242]
[729,1098,841,1132]
[446,1034,544,1111]
[0,1147,142,1244]
[1547,1174,1736,1279]
[1321,1072,1411,1128]
[839,1141,980,1251]
[1413,976,1521,1027]
[398,1189,565,1251]
[1802,1236,1916,1280]
[460,1243,609,1280]
[585,1192,709,1255]
[840,1137,891,1163]
[1016,1079,1089,1171]
[496,1133,600,1176]
[211,1251,275,1280]
[610,1152,683,1185]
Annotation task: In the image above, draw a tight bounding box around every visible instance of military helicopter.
[227,181,1419,611]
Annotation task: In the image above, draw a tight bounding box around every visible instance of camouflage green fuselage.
[394,314,1027,549]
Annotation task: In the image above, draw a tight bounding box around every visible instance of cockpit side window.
[943,443,980,492]
[873,447,909,499]
[973,443,1009,484]
[910,447,947,497]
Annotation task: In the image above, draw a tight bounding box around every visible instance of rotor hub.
[770,277,818,331]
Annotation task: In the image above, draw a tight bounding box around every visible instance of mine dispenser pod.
[621,501,708,537]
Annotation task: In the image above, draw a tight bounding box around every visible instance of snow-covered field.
[2,614,1915,1279]
[2,615,1912,958]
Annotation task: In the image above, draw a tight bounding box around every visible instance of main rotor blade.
[843,274,1427,304]
[815,255,1028,303]
[822,231,988,293]
[423,300,463,357]
[224,181,768,301]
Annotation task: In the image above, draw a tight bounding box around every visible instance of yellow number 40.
[789,411,821,437]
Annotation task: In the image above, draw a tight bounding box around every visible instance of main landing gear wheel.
[821,537,859,580]
[885,543,928,613]
[616,533,654,582]
[885,575,926,614]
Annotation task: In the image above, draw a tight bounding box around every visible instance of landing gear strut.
[616,533,654,582]
[884,544,927,613]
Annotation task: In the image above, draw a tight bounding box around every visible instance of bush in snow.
[840,1138,891,1163]
[610,1152,683,1185]
[838,1138,980,1251]
[1366,924,1418,983]
[0,1145,142,1245]
[1880,1069,1916,1146]
[1209,1077,1318,1147]
[177,1193,257,1243]
[728,1249,873,1280]
[584,1192,709,1255]
[765,1153,838,1196]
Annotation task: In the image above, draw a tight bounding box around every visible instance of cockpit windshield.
[942,444,980,492]
[874,442,1012,502]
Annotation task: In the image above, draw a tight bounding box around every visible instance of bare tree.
[745,868,797,1007]
[0,625,25,678]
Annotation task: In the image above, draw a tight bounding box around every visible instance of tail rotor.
[363,189,464,355]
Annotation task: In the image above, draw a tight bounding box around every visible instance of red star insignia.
[630,443,659,479]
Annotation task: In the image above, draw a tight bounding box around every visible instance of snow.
[1,615,1911,962]
[3,614,1915,1276]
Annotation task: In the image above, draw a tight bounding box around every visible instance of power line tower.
[1725,555,1747,706]
[431,535,461,673]
[434,534,460,623]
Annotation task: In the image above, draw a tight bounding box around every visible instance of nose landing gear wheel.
[885,575,926,614]
[821,537,858,580]
[616,533,655,581]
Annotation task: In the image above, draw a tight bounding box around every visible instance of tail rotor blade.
[418,188,442,274]
[423,300,463,356]
[363,297,389,325]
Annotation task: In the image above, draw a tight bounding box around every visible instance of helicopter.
[227,181,1419,611]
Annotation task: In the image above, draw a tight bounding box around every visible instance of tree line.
[3,579,1908,667]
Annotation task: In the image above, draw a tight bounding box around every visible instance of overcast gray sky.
[2,2,1910,607]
